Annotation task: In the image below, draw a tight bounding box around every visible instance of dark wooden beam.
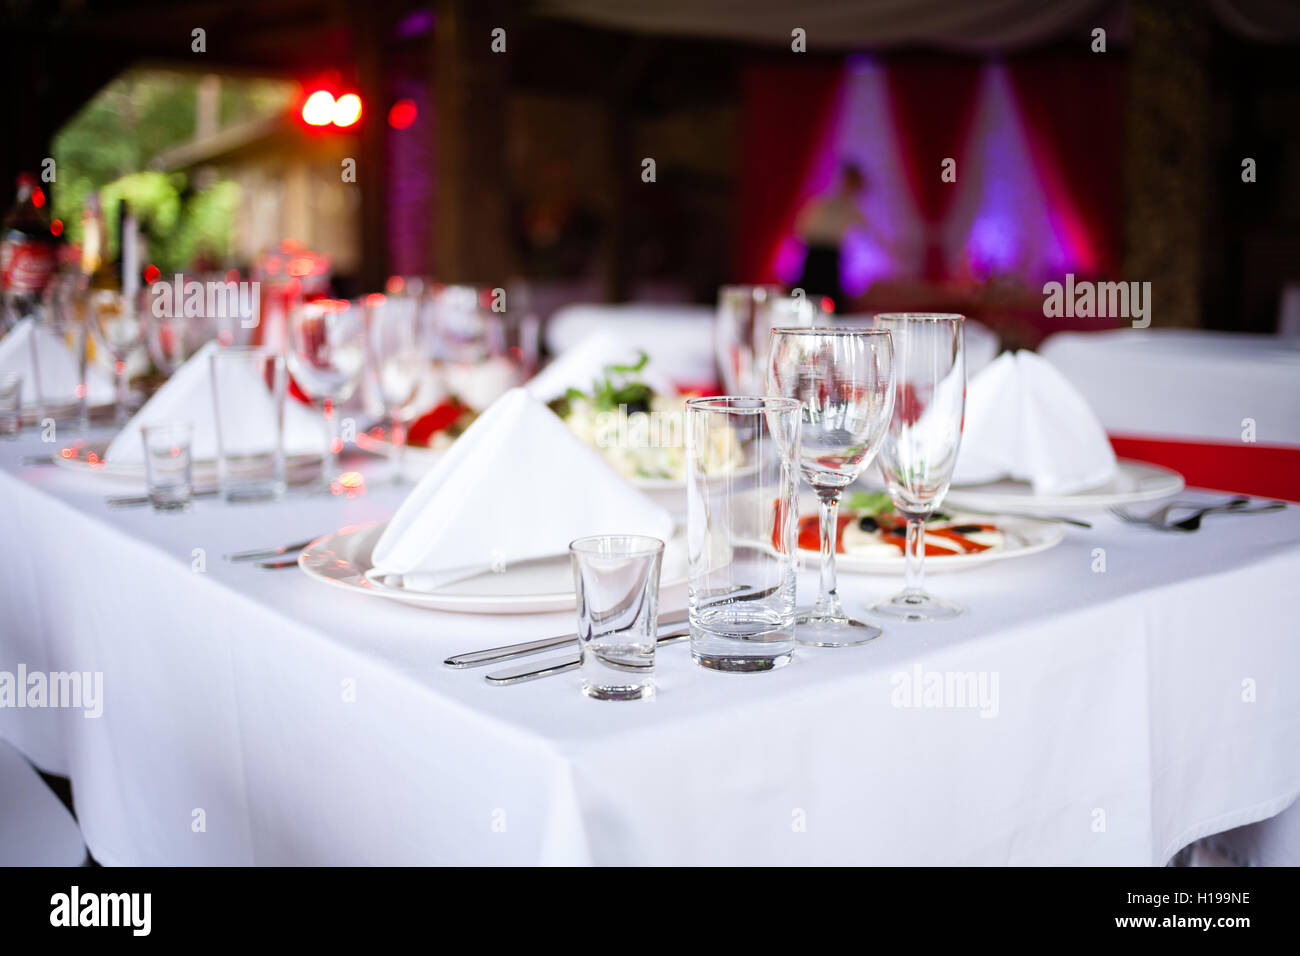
[433,0,513,284]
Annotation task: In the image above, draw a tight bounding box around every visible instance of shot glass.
[569,534,665,701]
[0,373,22,438]
[140,422,194,513]
[210,347,287,503]
[685,396,802,671]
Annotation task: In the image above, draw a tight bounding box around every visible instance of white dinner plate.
[298,521,690,615]
[944,459,1184,515]
[52,438,322,485]
[802,514,1066,575]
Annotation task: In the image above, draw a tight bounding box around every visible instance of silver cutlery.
[1109,497,1285,532]
[948,507,1092,529]
[107,489,220,508]
[255,556,302,570]
[485,629,691,686]
[446,609,690,669]
[224,537,320,562]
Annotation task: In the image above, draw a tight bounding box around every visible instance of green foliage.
[49,69,290,273]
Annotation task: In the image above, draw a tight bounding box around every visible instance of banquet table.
[1,427,1298,866]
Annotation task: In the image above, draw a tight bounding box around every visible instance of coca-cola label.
[1,238,56,293]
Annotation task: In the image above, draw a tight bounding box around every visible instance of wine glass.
[88,288,145,425]
[767,327,895,646]
[365,293,431,483]
[286,298,367,489]
[39,273,90,425]
[871,313,966,622]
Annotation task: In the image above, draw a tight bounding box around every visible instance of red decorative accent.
[885,57,982,280]
[407,400,468,446]
[735,60,844,283]
[1109,435,1300,503]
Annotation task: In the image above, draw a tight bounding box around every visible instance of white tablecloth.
[1039,329,1300,446]
[2,428,1299,865]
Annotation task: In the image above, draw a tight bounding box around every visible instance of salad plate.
[796,492,1066,575]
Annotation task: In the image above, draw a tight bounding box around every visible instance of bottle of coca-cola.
[0,173,60,329]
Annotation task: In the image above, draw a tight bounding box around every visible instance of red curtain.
[885,56,983,279]
[1006,54,1125,278]
[734,60,844,283]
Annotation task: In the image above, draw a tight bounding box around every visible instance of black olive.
[950,524,983,534]
[857,515,879,532]
[931,511,949,522]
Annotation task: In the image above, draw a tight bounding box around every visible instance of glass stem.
[815,489,843,618]
[323,398,339,488]
[903,514,926,597]
[391,413,405,484]
[114,361,128,426]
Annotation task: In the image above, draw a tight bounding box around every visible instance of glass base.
[872,589,964,622]
[794,613,882,647]
[692,650,792,672]
[582,680,655,701]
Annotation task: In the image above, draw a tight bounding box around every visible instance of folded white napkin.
[105,341,324,465]
[0,318,115,407]
[952,349,1117,496]
[524,330,675,403]
[369,386,675,590]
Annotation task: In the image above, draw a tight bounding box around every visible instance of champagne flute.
[365,292,431,483]
[88,288,145,425]
[767,327,895,646]
[871,313,966,622]
[286,298,367,490]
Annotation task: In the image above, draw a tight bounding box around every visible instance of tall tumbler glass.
[210,347,287,503]
[872,314,966,621]
[570,534,665,701]
[685,396,802,672]
[767,328,895,646]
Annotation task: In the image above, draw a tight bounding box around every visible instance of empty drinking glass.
[88,288,145,425]
[210,347,287,503]
[365,292,432,483]
[140,422,193,512]
[0,373,21,438]
[872,314,967,622]
[685,396,802,671]
[767,328,895,646]
[286,298,367,490]
[714,286,814,395]
[570,534,665,701]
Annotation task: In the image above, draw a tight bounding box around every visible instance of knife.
[484,629,691,685]
[445,608,690,669]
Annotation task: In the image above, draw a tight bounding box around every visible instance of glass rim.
[569,534,666,558]
[769,326,891,337]
[873,312,966,322]
[685,395,802,414]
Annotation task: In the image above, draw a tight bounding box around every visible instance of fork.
[1109,497,1281,532]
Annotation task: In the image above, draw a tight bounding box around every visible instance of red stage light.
[388,99,417,129]
[302,90,336,126]
[143,264,161,285]
[50,219,63,236]
[333,93,362,127]
[31,187,45,208]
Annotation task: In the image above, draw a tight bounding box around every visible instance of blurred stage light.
[302,90,336,126]
[388,99,417,129]
[333,93,362,127]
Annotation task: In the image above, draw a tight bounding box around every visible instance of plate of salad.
[796,492,1066,574]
